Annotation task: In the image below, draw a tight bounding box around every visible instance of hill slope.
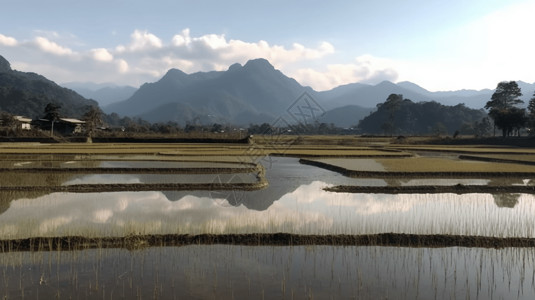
[105,59,309,125]
[61,82,137,107]
[0,55,97,119]
[358,95,487,135]
[105,58,519,126]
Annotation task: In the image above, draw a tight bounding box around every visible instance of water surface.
[1,245,533,299]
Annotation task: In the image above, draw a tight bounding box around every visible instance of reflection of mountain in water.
[0,191,50,215]
[493,194,520,208]
[165,157,357,211]
[0,155,99,216]
[384,177,527,209]
[488,178,525,208]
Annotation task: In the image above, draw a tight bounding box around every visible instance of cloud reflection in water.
[0,181,534,239]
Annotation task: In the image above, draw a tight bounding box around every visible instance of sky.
[1,0,534,92]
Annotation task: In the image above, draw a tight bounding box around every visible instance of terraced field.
[1,137,535,298]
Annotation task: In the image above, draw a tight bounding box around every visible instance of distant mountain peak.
[243,58,275,70]
[228,63,242,71]
[376,80,396,86]
[157,68,190,86]
[163,68,188,78]
[396,81,431,95]
[0,55,11,72]
[397,81,424,89]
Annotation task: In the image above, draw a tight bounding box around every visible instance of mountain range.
[0,55,97,119]
[105,59,311,125]
[99,58,535,127]
[61,82,137,107]
[2,54,535,128]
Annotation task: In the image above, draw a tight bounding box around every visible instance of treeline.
[357,94,487,136]
[484,81,535,137]
[357,81,535,137]
[248,121,354,135]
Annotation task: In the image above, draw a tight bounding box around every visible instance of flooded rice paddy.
[1,152,535,298]
[3,245,535,299]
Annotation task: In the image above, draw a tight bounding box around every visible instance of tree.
[527,91,535,135]
[432,122,447,136]
[485,81,524,137]
[44,103,61,136]
[211,123,223,133]
[473,117,491,137]
[379,94,403,136]
[485,81,523,110]
[492,107,526,137]
[0,111,16,129]
[83,105,103,138]
[528,91,535,115]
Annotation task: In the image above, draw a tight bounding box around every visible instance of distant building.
[34,118,86,135]
[0,115,32,130]
[59,118,85,134]
[13,116,32,130]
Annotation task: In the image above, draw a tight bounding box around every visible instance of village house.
[0,114,32,130]
[13,116,32,130]
[34,118,86,135]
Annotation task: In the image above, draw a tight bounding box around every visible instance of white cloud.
[171,28,191,47]
[168,28,334,70]
[117,59,129,73]
[291,55,399,90]
[0,27,341,88]
[120,29,163,52]
[34,36,74,56]
[0,28,397,90]
[197,33,228,49]
[91,48,113,62]
[0,34,17,46]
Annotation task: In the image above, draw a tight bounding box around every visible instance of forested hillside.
[0,55,97,119]
[358,94,487,135]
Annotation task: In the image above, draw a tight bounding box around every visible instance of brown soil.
[2,233,535,252]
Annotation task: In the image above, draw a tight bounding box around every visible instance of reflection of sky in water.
[3,159,249,169]
[401,179,489,186]
[2,245,533,299]
[1,245,533,299]
[1,157,534,239]
[1,183,535,239]
[61,173,258,185]
[96,161,248,168]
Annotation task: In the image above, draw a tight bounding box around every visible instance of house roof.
[37,118,86,124]
[59,118,86,124]
[14,116,32,123]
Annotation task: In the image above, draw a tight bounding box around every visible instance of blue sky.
[1,0,534,91]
